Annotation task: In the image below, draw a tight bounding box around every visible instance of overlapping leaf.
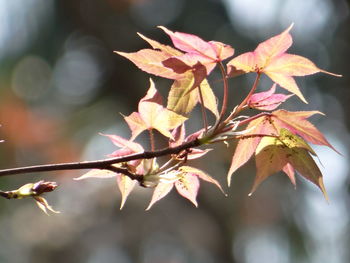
[124,79,187,140]
[146,166,224,210]
[247,84,293,111]
[227,24,341,103]
[252,128,328,199]
[167,72,219,118]
[159,26,234,65]
[228,109,336,185]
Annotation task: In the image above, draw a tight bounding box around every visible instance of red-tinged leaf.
[248,84,293,110]
[140,79,163,104]
[209,41,235,61]
[227,116,278,185]
[125,79,187,140]
[115,50,183,79]
[185,128,205,142]
[74,169,116,180]
[175,173,200,207]
[170,124,186,147]
[137,32,183,56]
[227,51,256,75]
[282,163,296,187]
[168,53,216,75]
[117,174,137,209]
[254,24,293,65]
[146,182,174,210]
[251,128,328,199]
[124,111,148,140]
[159,26,217,60]
[101,134,144,154]
[271,110,337,152]
[227,24,341,103]
[265,72,307,103]
[266,54,320,76]
[162,57,192,74]
[180,166,225,194]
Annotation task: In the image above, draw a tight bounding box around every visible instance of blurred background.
[0,0,349,262]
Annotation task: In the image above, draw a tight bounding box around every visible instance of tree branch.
[0,139,201,179]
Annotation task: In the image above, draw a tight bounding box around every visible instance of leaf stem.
[225,72,261,123]
[197,85,208,132]
[211,62,229,133]
[149,128,155,151]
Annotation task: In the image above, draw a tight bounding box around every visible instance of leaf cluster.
[0,24,341,213]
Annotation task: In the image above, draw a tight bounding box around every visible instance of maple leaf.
[167,72,219,118]
[124,79,187,140]
[227,109,336,185]
[145,166,224,210]
[115,49,183,80]
[247,84,293,111]
[252,128,328,199]
[227,116,277,185]
[227,24,341,103]
[159,26,234,75]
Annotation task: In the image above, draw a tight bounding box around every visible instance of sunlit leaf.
[167,73,218,118]
[227,117,277,185]
[117,174,137,209]
[271,110,337,152]
[252,128,328,199]
[180,166,225,194]
[175,173,200,207]
[146,182,174,210]
[125,79,187,140]
[248,84,293,111]
[227,24,341,103]
[137,32,183,56]
[115,50,183,79]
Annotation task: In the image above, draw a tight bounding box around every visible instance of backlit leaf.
[175,173,200,207]
[227,117,277,185]
[167,73,219,118]
[125,79,187,140]
[248,84,293,111]
[252,128,328,199]
[227,24,341,103]
[180,166,225,194]
[117,174,137,209]
[146,182,174,210]
[116,50,183,79]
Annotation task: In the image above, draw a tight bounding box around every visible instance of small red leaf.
[248,84,293,110]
